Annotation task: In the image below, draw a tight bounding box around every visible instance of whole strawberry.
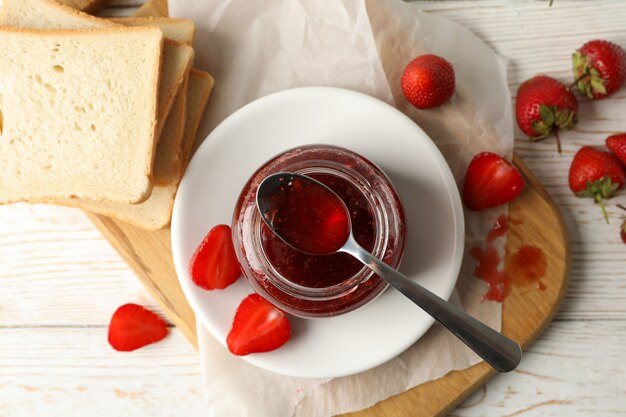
[606,133,626,166]
[515,75,578,154]
[401,54,455,109]
[568,146,626,223]
[573,40,626,99]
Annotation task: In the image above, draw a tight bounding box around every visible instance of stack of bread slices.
[0,0,213,229]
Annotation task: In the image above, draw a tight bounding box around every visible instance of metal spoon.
[257,172,522,373]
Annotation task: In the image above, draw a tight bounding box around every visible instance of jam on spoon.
[256,172,351,255]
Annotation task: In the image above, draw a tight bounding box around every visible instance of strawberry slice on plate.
[108,304,168,352]
[462,152,525,211]
[189,224,241,290]
[227,294,291,356]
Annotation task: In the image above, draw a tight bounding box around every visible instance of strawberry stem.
[596,195,609,224]
[554,130,562,154]
[549,0,554,6]
[617,204,626,212]
[568,73,588,91]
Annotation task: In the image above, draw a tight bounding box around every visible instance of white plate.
[171,87,464,378]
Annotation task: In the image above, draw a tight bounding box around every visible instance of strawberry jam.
[232,145,406,318]
[260,173,375,288]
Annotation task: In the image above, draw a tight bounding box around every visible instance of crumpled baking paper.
[170,0,513,415]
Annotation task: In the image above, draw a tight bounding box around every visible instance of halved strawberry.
[227,294,291,356]
[108,304,168,352]
[462,152,525,211]
[189,224,241,290]
[606,133,626,166]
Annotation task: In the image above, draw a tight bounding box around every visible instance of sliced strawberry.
[606,133,626,167]
[189,224,241,290]
[108,304,168,352]
[227,294,291,356]
[462,152,525,211]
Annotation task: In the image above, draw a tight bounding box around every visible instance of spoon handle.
[342,238,522,373]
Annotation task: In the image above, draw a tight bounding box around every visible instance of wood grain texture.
[2,1,626,417]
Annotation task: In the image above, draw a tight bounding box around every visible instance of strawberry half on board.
[108,304,168,352]
[573,40,626,99]
[227,294,291,356]
[401,54,455,109]
[568,146,626,223]
[189,224,241,290]
[515,75,578,154]
[462,152,525,211]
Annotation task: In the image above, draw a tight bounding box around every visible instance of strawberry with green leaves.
[515,75,578,154]
[572,40,626,99]
[568,146,626,223]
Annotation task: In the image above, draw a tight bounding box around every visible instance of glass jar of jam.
[232,145,406,318]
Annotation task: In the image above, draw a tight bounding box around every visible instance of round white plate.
[171,87,464,379]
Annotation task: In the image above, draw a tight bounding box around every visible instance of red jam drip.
[507,245,547,289]
[486,214,509,244]
[470,215,546,301]
[261,173,376,288]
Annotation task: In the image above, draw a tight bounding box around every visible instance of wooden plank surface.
[2,1,626,416]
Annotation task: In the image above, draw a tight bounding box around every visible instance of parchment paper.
[170,0,513,415]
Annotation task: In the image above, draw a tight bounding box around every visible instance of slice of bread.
[1,0,195,186]
[56,0,111,13]
[0,26,163,204]
[182,69,214,166]
[153,75,187,186]
[54,69,215,230]
[110,17,195,46]
[0,0,193,134]
[133,0,168,19]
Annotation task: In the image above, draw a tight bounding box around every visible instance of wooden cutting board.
[85,1,570,415]
[86,152,569,417]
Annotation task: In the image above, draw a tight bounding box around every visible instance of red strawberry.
[401,54,455,109]
[463,152,525,211]
[515,75,578,154]
[573,40,626,99]
[606,133,626,166]
[189,224,241,290]
[227,294,291,356]
[108,304,168,352]
[568,146,626,223]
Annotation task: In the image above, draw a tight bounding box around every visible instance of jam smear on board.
[470,214,546,301]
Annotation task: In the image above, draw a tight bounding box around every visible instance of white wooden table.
[2,1,626,416]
